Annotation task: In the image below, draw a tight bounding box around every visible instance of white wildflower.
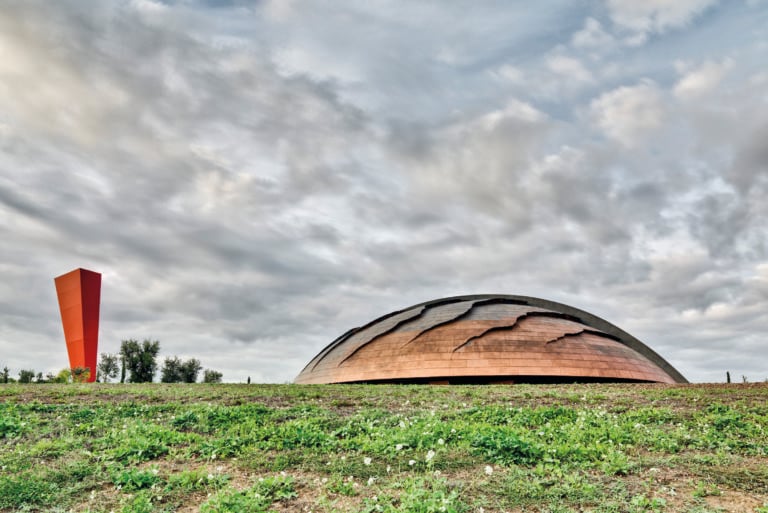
[207,473,214,480]
[399,421,406,429]
[386,465,391,473]
[484,465,493,476]
[426,450,435,462]
[437,438,445,445]
[408,459,416,466]
[364,457,372,465]
[395,444,404,451]
[367,477,376,486]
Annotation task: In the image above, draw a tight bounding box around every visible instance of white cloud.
[546,55,593,83]
[673,59,733,99]
[606,0,718,39]
[130,0,167,13]
[492,64,524,84]
[1,1,767,384]
[571,17,615,49]
[590,80,664,147]
[404,99,549,216]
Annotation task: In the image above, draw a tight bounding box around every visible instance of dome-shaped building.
[295,295,686,384]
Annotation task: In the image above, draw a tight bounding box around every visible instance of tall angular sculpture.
[55,268,101,383]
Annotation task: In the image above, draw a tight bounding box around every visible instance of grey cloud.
[1,1,767,383]
[729,123,768,193]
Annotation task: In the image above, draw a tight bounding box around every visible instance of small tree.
[180,359,202,383]
[71,367,90,383]
[160,356,182,383]
[97,353,120,383]
[54,369,72,383]
[162,357,203,383]
[18,369,36,383]
[1,366,9,384]
[120,339,160,383]
[203,369,223,383]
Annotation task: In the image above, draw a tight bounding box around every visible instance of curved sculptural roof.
[295,294,687,384]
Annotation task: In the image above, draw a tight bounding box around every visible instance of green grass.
[0,383,766,512]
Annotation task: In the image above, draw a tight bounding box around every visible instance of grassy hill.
[1,383,766,512]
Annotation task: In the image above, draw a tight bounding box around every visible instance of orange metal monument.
[55,268,101,382]
[295,294,687,384]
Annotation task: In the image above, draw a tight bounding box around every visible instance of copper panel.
[295,295,685,384]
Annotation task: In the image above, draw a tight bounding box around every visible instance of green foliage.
[361,477,466,513]
[105,425,173,463]
[601,450,632,475]
[166,468,230,492]
[200,475,296,513]
[111,466,162,490]
[121,491,154,513]
[161,356,202,383]
[692,480,721,498]
[72,366,91,383]
[121,339,161,383]
[471,428,543,465]
[53,368,72,383]
[171,410,200,431]
[0,383,766,512]
[0,473,58,508]
[98,353,120,383]
[324,476,359,496]
[204,369,223,383]
[629,494,667,512]
[18,369,36,383]
[0,415,26,438]
[161,356,182,383]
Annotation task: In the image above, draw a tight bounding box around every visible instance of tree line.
[0,339,223,384]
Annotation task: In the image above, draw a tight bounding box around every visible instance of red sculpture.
[55,268,101,382]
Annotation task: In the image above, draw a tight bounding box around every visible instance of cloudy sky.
[1,0,767,383]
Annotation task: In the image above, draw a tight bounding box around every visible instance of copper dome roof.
[295,295,686,384]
